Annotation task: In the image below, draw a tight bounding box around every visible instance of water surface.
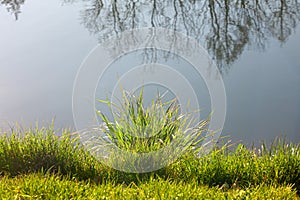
[1,0,299,145]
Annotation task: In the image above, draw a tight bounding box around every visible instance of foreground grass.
[0,126,299,199]
[0,173,298,200]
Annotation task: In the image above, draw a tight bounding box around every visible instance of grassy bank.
[0,127,299,199]
[0,92,299,199]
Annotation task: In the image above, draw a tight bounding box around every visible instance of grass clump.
[0,125,107,180]
[83,89,209,172]
[97,89,208,153]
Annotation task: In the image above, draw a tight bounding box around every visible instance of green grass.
[91,89,209,172]
[0,91,299,199]
[96,89,208,153]
[0,126,299,199]
[0,173,298,199]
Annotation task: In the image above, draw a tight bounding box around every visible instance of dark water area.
[0,0,299,146]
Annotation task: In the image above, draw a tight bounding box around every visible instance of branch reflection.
[72,0,300,72]
[1,0,25,20]
[3,0,300,72]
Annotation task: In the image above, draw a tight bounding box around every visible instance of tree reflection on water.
[68,0,300,72]
[1,0,25,20]
[2,0,300,72]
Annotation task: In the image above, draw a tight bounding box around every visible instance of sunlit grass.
[0,125,299,198]
[84,89,210,172]
[0,173,298,199]
[96,89,208,153]
[0,90,299,198]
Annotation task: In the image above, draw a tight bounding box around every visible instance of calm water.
[1,0,299,145]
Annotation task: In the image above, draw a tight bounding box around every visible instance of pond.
[0,0,299,146]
